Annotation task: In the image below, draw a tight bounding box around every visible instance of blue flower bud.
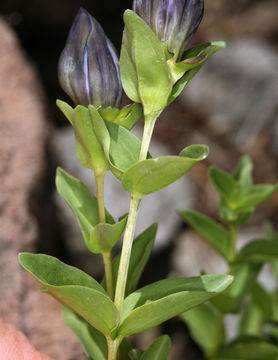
[58,8,122,108]
[133,0,204,61]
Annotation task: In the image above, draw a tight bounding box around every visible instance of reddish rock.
[0,20,85,359]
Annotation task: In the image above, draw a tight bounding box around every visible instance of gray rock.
[182,38,278,150]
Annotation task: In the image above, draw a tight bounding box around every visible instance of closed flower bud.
[133,0,204,61]
[58,8,122,108]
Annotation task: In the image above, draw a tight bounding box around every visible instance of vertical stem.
[107,338,121,360]
[139,115,157,161]
[95,171,114,299]
[95,172,106,223]
[114,194,141,315]
[103,252,114,299]
[229,224,238,263]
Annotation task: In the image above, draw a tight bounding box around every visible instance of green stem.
[139,115,157,161]
[107,338,121,360]
[114,194,141,315]
[103,252,114,299]
[95,172,114,299]
[229,224,238,263]
[209,313,224,358]
[95,172,106,223]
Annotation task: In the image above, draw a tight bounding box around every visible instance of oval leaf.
[122,145,209,196]
[72,105,108,173]
[121,10,173,117]
[89,216,127,254]
[117,275,233,337]
[62,306,107,360]
[19,253,118,336]
[217,336,278,359]
[56,167,114,249]
[236,239,278,263]
[141,335,171,360]
[178,209,231,261]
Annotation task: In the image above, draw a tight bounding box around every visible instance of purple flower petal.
[58,8,122,107]
[133,0,204,60]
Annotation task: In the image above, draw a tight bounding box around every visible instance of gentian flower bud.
[58,8,122,108]
[133,0,204,61]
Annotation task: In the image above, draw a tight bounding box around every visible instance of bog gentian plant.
[18,2,240,359]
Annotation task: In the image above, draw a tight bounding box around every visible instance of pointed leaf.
[19,253,118,336]
[62,306,107,360]
[99,103,142,130]
[122,145,209,196]
[233,156,253,190]
[129,350,144,360]
[211,264,261,313]
[56,99,74,125]
[121,10,173,117]
[72,105,108,173]
[178,210,231,260]
[89,216,127,254]
[141,335,171,360]
[56,168,113,250]
[168,42,226,104]
[236,239,278,263]
[239,300,264,337]
[117,275,233,337]
[232,184,278,211]
[209,166,239,202]
[181,303,225,356]
[217,336,278,359]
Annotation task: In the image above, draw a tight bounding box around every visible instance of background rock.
[0,20,85,360]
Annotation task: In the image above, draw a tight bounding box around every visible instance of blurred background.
[0,0,278,359]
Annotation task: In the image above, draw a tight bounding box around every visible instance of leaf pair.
[18,253,232,341]
[210,156,278,225]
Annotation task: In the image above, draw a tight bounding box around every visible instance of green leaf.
[181,302,224,356]
[119,339,133,360]
[56,99,74,125]
[117,275,233,337]
[122,145,209,196]
[232,184,278,211]
[56,168,113,250]
[129,350,144,360]
[252,283,272,320]
[168,42,226,104]
[103,224,157,296]
[236,239,278,263]
[72,105,109,174]
[120,10,173,117]
[217,336,278,359]
[141,335,171,360]
[209,166,239,202]
[178,210,231,261]
[18,253,118,336]
[239,300,264,337]
[98,103,142,130]
[89,216,127,254]
[89,105,143,180]
[233,156,253,190]
[219,199,254,226]
[211,264,261,313]
[62,306,107,360]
